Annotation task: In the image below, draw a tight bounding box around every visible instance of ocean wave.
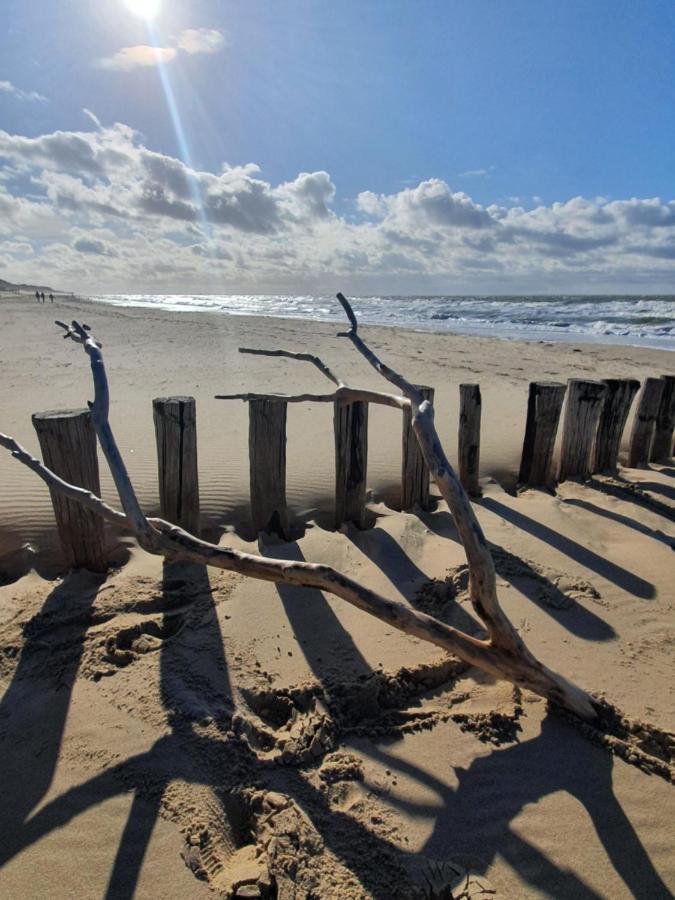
[85,293,675,350]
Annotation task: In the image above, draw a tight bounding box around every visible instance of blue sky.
[1,0,674,293]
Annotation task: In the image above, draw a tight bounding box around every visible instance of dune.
[0,292,673,898]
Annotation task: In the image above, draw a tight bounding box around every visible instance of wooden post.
[518,382,566,487]
[594,379,640,473]
[32,408,107,572]
[334,399,368,528]
[558,380,606,482]
[401,385,435,511]
[152,396,200,535]
[628,377,666,467]
[458,383,482,497]
[651,375,675,461]
[249,399,290,539]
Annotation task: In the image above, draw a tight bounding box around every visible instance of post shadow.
[105,559,233,899]
[633,480,675,502]
[0,569,105,861]
[263,540,373,683]
[415,510,614,641]
[480,497,655,599]
[563,498,675,550]
[345,524,483,637]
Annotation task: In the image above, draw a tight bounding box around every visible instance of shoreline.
[76,292,675,353]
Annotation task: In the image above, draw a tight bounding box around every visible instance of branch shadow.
[355,712,671,898]
[0,560,670,898]
[480,498,655,599]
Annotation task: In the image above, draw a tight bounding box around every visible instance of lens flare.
[123,0,160,21]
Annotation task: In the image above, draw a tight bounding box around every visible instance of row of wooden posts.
[31,374,674,572]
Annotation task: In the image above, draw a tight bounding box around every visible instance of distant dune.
[0,278,63,294]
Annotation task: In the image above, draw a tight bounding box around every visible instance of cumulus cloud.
[0,120,674,293]
[0,80,47,102]
[97,45,177,71]
[176,28,226,55]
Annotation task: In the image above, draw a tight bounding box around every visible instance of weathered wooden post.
[594,378,640,472]
[152,396,200,535]
[558,380,606,482]
[249,399,290,539]
[334,399,368,528]
[628,377,666,467]
[651,375,675,461]
[458,383,482,497]
[401,385,435,511]
[518,382,566,487]
[32,408,107,571]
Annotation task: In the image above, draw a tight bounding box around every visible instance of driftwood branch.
[231,296,601,720]
[2,311,600,722]
[215,386,404,409]
[239,347,341,386]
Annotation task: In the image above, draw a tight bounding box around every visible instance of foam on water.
[86,293,675,349]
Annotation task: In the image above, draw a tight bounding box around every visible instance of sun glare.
[123,0,160,20]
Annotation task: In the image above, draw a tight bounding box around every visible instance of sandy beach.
[0,292,673,898]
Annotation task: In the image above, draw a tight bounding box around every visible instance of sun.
[123,0,160,20]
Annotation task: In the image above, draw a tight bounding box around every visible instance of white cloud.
[97,27,226,72]
[97,45,177,71]
[0,80,47,102]
[176,28,226,55]
[82,108,102,129]
[458,167,494,178]
[0,120,673,293]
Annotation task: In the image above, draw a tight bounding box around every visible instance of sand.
[0,292,673,898]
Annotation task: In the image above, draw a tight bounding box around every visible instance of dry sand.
[0,292,673,898]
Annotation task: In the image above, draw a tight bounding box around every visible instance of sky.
[1,0,674,294]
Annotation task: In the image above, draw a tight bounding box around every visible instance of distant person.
[40,291,45,303]
[49,293,54,303]
[35,290,40,303]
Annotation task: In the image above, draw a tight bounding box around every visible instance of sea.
[86,293,675,350]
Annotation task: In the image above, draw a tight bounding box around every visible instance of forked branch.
[2,312,599,721]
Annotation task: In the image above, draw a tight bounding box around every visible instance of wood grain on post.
[518,382,566,487]
[594,379,640,473]
[152,396,200,535]
[249,399,290,539]
[458,384,482,497]
[401,385,435,511]
[628,377,666,467]
[334,399,368,528]
[558,380,606,482]
[32,408,107,571]
[651,375,675,461]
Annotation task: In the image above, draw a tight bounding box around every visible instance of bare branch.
[336,292,422,404]
[239,347,342,387]
[60,320,159,551]
[216,392,338,404]
[215,386,406,409]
